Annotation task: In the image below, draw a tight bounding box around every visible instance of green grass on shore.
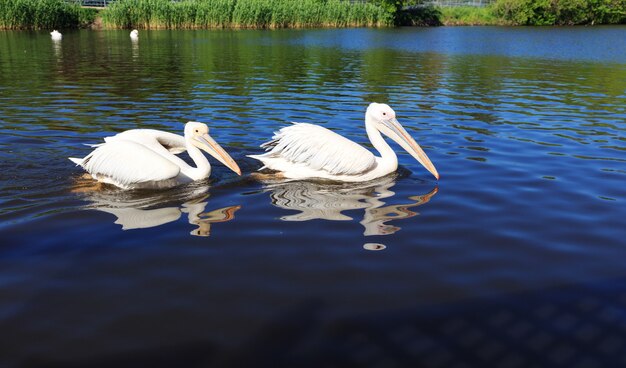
[494,0,626,26]
[1,0,623,30]
[438,6,510,26]
[101,0,394,29]
[0,0,96,30]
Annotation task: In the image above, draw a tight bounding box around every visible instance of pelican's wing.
[104,129,187,154]
[254,123,376,175]
[75,140,180,187]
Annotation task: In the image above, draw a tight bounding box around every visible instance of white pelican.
[249,103,439,182]
[50,30,62,41]
[130,29,139,40]
[69,121,241,189]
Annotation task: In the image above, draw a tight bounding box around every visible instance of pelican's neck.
[182,138,211,180]
[366,117,397,171]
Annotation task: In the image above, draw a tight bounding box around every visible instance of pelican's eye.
[382,112,387,116]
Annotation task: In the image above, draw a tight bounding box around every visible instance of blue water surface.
[0,26,625,367]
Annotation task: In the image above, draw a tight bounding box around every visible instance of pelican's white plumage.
[249,103,439,182]
[70,122,241,189]
[103,129,186,155]
[130,29,139,40]
[259,123,376,175]
[50,30,62,40]
[71,140,181,188]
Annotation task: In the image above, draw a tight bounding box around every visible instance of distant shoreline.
[1,0,624,30]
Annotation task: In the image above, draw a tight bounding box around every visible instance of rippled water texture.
[1,27,625,366]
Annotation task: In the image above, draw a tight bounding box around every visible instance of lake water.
[1,26,625,366]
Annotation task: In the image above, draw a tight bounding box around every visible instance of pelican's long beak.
[194,134,242,175]
[381,118,439,180]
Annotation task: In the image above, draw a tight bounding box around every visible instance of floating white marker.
[363,243,386,251]
[50,30,62,41]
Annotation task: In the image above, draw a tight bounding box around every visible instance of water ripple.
[1,28,626,366]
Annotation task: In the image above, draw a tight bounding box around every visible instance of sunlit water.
[1,27,625,366]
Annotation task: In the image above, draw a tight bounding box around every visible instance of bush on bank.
[437,5,507,25]
[493,0,626,25]
[412,0,625,26]
[0,0,96,29]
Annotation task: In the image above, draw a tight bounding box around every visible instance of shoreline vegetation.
[0,0,624,30]
[0,0,97,29]
[102,0,393,28]
[439,0,626,26]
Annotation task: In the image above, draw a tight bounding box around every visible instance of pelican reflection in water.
[259,174,437,236]
[72,181,239,237]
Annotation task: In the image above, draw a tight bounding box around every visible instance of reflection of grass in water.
[101,0,393,29]
[0,0,96,29]
[466,156,487,162]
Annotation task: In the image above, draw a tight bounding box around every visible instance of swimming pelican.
[249,103,439,182]
[50,30,62,41]
[69,122,241,189]
[130,29,139,40]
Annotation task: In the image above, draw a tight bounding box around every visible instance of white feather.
[75,140,180,188]
[251,123,376,176]
[104,129,187,155]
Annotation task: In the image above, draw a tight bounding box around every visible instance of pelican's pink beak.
[382,118,439,180]
[195,134,242,175]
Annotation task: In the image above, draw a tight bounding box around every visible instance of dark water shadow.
[20,277,626,368]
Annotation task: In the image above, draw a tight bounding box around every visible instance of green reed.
[438,6,506,26]
[101,0,393,29]
[0,0,96,29]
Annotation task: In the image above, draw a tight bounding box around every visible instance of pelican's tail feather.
[247,154,269,171]
[69,157,83,166]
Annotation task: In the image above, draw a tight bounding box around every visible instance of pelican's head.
[366,103,439,180]
[184,121,241,175]
[130,29,139,38]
